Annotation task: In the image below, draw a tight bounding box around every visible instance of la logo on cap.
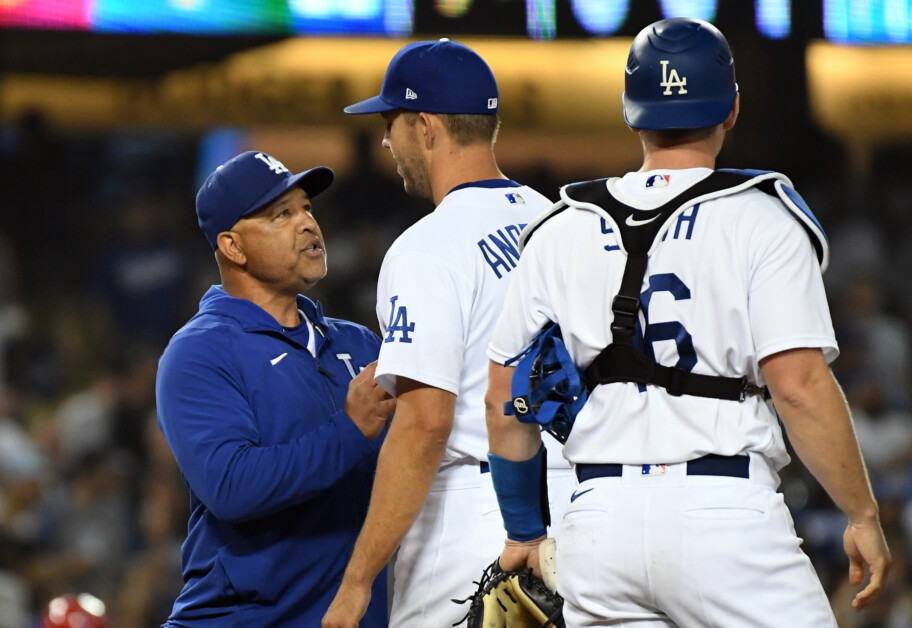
[254,152,290,175]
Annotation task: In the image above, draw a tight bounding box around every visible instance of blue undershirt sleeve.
[488,445,550,541]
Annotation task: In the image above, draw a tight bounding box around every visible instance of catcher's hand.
[452,560,564,627]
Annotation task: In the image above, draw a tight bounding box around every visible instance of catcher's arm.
[486,361,542,461]
[762,348,890,610]
[485,361,551,575]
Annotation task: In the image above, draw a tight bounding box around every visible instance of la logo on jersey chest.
[660,60,687,96]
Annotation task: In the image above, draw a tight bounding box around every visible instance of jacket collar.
[198,286,331,339]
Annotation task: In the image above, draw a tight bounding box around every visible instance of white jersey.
[488,168,838,469]
[376,180,568,466]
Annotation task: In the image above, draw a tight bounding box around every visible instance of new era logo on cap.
[344,39,499,116]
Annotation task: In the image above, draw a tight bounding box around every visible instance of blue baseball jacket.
[156,286,387,627]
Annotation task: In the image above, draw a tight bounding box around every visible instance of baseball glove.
[452,560,564,627]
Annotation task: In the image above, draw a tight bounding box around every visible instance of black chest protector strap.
[568,172,769,401]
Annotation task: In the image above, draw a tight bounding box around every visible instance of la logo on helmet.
[660,60,688,95]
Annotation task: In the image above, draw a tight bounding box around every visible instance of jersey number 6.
[632,273,697,391]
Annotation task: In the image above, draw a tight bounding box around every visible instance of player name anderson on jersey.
[375,183,570,465]
[477,222,528,279]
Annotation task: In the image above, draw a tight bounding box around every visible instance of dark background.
[1,2,911,626]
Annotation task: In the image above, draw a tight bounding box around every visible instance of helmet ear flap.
[504,323,587,443]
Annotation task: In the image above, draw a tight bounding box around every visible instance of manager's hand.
[344,361,395,440]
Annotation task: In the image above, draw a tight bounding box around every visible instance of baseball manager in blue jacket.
[156,150,394,627]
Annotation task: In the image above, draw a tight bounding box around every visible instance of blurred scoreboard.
[0,0,412,34]
[1,0,911,43]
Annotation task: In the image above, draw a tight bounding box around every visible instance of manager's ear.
[217,231,247,266]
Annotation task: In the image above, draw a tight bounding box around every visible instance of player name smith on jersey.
[600,208,698,252]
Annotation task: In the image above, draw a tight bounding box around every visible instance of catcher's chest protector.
[523,170,829,401]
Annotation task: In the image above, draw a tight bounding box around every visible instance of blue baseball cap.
[344,38,499,115]
[196,151,334,250]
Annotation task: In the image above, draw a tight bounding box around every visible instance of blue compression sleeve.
[488,445,549,541]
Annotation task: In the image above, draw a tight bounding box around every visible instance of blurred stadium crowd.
[0,115,911,627]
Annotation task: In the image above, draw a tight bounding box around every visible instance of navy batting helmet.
[623,18,738,130]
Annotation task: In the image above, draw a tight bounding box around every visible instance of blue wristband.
[487,445,549,541]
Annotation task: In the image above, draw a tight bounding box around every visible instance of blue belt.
[576,453,749,482]
[480,461,490,474]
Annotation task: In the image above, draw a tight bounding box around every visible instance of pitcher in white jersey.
[484,17,891,627]
[322,39,575,628]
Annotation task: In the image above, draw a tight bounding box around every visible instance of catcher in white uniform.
[322,39,575,628]
[484,18,891,627]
